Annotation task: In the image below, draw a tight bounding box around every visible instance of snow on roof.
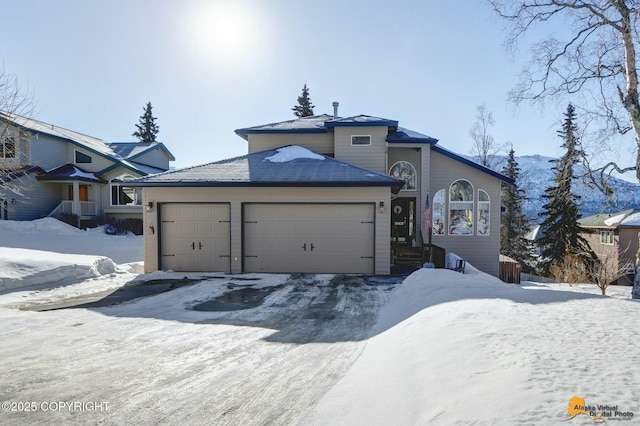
[620,212,640,227]
[264,146,325,163]
[604,213,627,226]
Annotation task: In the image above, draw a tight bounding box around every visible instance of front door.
[391,197,416,245]
[68,184,89,201]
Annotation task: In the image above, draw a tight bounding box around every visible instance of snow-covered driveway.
[0,273,395,425]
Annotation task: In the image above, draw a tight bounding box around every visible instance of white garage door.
[160,203,231,272]
[243,203,375,274]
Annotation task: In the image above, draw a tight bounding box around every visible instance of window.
[75,150,92,164]
[477,190,490,236]
[432,189,446,235]
[389,161,417,191]
[600,230,614,245]
[449,180,474,235]
[1,137,16,159]
[351,135,371,146]
[110,176,141,206]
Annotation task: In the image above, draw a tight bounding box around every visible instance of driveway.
[0,273,399,425]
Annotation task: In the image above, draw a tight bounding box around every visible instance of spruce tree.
[537,104,593,275]
[500,147,534,270]
[292,84,315,118]
[132,102,159,142]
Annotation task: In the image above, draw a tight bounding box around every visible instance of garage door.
[243,203,374,274]
[160,203,231,272]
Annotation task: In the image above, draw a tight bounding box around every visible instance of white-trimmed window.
[75,150,92,164]
[600,230,614,245]
[449,179,474,235]
[389,161,416,191]
[1,137,16,159]
[432,189,446,235]
[477,189,490,236]
[351,135,371,146]
[110,176,141,206]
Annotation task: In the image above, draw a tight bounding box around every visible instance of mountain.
[489,154,640,222]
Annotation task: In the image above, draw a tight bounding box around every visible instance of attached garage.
[159,203,231,272]
[134,146,404,275]
[243,203,375,274]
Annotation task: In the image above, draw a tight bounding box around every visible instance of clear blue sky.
[0,0,630,170]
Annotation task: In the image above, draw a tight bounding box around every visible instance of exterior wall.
[247,133,334,155]
[30,134,67,169]
[2,175,60,220]
[132,148,171,170]
[101,168,144,218]
[142,186,391,275]
[619,228,639,267]
[429,150,502,276]
[334,127,388,174]
[67,144,114,172]
[1,125,32,168]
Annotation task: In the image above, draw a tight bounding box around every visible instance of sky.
[0,0,636,171]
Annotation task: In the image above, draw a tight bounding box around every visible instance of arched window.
[477,189,490,236]
[432,189,446,235]
[449,180,474,235]
[389,161,416,191]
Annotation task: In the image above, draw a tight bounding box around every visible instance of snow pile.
[264,146,325,162]
[308,268,640,425]
[0,218,142,264]
[0,247,120,291]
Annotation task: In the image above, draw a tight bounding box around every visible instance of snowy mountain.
[490,154,640,221]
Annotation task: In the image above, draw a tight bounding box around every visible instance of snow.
[68,166,99,180]
[264,145,325,162]
[604,212,626,226]
[0,218,638,424]
[621,212,640,227]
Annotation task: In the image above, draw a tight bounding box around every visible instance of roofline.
[123,142,176,162]
[432,145,514,184]
[386,136,439,144]
[98,162,148,177]
[325,119,398,128]
[234,128,328,137]
[128,181,404,190]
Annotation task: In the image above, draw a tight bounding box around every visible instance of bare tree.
[487,1,640,183]
[469,104,505,167]
[0,64,35,201]
[585,252,631,295]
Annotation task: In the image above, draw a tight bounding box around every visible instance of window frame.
[74,150,92,164]
[110,176,142,206]
[432,189,446,235]
[448,179,474,236]
[600,230,614,245]
[477,189,490,236]
[1,136,16,159]
[389,161,417,191]
[351,135,371,146]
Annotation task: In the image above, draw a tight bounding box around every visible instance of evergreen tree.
[132,102,159,142]
[537,104,593,275]
[292,84,315,118]
[500,147,534,270]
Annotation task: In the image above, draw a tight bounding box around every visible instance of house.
[578,209,640,285]
[0,111,174,223]
[133,108,512,276]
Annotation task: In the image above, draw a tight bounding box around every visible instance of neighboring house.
[0,111,174,223]
[578,209,640,285]
[133,110,512,276]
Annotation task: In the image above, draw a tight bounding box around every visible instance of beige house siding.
[619,228,639,267]
[247,133,334,155]
[428,150,501,276]
[334,127,387,173]
[584,227,639,285]
[142,186,391,275]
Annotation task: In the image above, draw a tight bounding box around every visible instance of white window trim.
[110,176,142,206]
[448,179,474,236]
[432,189,446,235]
[477,189,490,236]
[600,230,614,245]
[389,161,417,191]
[351,135,371,146]
[1,136,16,159]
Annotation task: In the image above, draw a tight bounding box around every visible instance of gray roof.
[578,209,640,229]
[131,145,405,192]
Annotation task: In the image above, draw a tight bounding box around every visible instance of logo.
[567,396,634,422]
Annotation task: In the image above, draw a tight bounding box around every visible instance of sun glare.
[185,2,258,65]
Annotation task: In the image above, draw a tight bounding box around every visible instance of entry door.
[391,198,416,244]
[160,203,231,272]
